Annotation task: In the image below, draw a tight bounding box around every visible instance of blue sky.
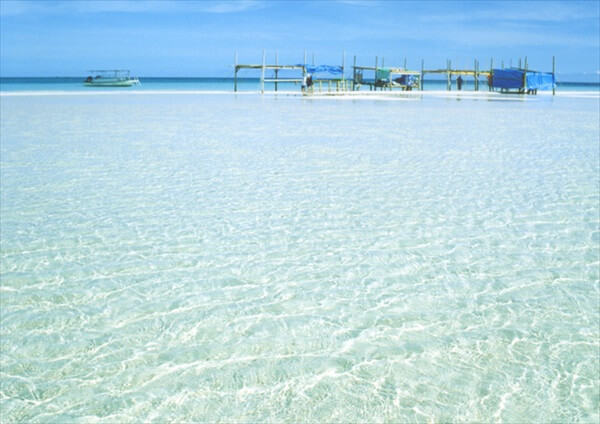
[1,0,598,80]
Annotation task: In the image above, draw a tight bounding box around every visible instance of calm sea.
[1,77,599,92]
[1,88,599,422]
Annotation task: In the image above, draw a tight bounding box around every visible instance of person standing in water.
[457,75,464,90]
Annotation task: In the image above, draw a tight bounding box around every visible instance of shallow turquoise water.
[1,93,599,422]
[1,77,598,93]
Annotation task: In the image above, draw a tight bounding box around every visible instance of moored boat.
[84,70,140,87]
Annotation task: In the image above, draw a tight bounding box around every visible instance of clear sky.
[1,0,599,81]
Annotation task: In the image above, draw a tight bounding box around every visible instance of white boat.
[84,70,140,87]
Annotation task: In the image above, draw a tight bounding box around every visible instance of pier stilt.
[234,51,238,92]
[489,58,493,91]
[420,59,424,91]
[373,56,378,91]
[353,55,357,91]
[260,49,265,94]
[552,56,556,95]
[524,56,528,93]
[275,52,278,92]
[342,51,346,91]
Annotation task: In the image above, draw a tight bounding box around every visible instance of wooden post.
[474,59,477,91]
[524,56,528,93]
[552,56,556,95]
[489,58,493,91]
[518,57,522,69]
[342,51,345,91]
[404,58,407,69]
[502,60,504,69]
[353,55,357,91]
[234,51,238,92]
[447,59,451,91]
[374,56,378,91]
[382,58,386,89]
[260,49,265,94]
[381,57,386,90]
[420,59,424,91]
[274,52,278,92]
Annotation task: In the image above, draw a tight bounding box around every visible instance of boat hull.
[84,79,139,87]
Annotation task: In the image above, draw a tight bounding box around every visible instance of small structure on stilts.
[352,55,421,91]
[489,57,556,95]
[234,51,304,93]
[233,51,348,94]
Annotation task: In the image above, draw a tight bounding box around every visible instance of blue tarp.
[525,72,555,90]
[492,68,555,90]
[301,64,343,75]
[394,74,416,86]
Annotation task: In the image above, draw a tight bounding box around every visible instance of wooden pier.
[422,59,493,91]
[350,55,422,91]
[234,52,555,95]
[234,51,304,93]
[234,50,348,94]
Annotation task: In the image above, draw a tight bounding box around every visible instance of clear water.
[1,92,599,422]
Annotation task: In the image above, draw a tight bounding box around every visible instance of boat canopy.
[88,70,132,78]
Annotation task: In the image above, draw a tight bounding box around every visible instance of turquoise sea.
[1,83,599,422]
[1,77,599,93]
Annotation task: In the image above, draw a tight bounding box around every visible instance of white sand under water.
[1,92,598,422]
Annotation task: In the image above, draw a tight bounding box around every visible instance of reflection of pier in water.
[234,51,556,95]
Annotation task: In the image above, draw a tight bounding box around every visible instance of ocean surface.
[1,77,599,93]
[1,86,599,422]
